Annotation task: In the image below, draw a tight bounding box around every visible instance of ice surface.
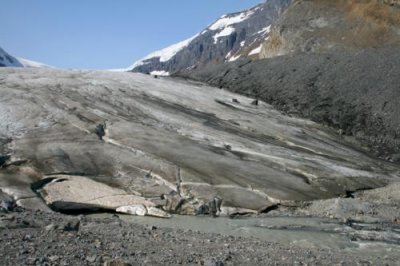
[0,68,399,211]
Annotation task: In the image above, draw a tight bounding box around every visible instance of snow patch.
[213,26,235,44]
[249,44,263,56]
[17,58,52,68]
[228,54,241,62]
[209,10,254,31]
[240,41,246,47]
[128,33,199,70]
[150,70,170,76]
[257,25,271,35]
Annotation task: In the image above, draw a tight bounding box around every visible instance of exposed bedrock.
[0,68,399,216]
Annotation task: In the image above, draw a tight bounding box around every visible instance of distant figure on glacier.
[95,121,107,140]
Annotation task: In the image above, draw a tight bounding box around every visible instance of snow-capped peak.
[128,33,199,70]
[0,46,23,67]
[208,10,255,31]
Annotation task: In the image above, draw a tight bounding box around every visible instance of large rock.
[39,175,155,211]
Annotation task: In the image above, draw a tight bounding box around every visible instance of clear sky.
[0,0,263,69]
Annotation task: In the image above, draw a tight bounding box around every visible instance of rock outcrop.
[260,0,400,59]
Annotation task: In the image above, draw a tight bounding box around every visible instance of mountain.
[0,46,51,68]
[177,0,400,161]
[260,0,400,59]
[17,57,52,68]
[127,0,293,75]
[0,46,23,67]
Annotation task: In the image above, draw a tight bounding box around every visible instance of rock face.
[0,68,399,215]
[260,0,400,59]
[0,46,23,67]
[128,0,293,74]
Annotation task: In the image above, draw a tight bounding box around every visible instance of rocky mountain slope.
[0,47,23,67]
[128,0,293,75]
[260,0,400,58]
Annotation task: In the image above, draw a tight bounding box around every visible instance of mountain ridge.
[128,0,292,74]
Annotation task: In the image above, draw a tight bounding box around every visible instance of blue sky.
[0,1,263,69]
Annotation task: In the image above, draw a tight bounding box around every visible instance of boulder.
[39,175,155,211]
[116,205,171,218]
[116,205,147,216]
[147,206,171,218]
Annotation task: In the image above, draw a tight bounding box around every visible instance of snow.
[240,41,246,47]
[209,10,254,31]
[249,44,263,56]
[228,54,241,62]
[213,26,235,44]
[150,70,170,76]
[17,58,52,68]
[257,25,272,35]
[128,33,199,70]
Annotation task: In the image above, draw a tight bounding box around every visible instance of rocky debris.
[15,198,52,213]
[37,175,155,212]
[103,259,130,266]
[0,199,15,212]
[0,208,399,265]
[63,218,80,232]
[287,182,400,223]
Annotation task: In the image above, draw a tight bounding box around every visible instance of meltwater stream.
[89,213,400,259]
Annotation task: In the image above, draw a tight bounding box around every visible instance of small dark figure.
[0,200,15,212]
[224,144,232,151]
[214,196,222,213]
[251,99,259,106]
[145,170,152,178]
[232,98,240,103]
[95,122,107,140]
[196,204,209,216]
[154,75,158,79]
[208,197,223,218]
